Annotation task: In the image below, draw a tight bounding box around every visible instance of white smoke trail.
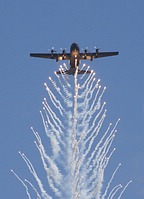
[11,170,32,199]
[12,64,131,198]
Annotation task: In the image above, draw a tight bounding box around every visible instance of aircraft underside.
[70,56,80,68]
[56,67,91,75]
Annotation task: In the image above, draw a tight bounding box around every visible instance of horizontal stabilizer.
[56,68,91,75]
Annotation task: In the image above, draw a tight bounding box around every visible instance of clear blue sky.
[1,1,144,198]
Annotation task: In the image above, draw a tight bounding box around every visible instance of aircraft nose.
[70,42,79,51]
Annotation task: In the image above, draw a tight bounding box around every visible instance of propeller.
[82,47,89,59]
[94,46,100,53]
[60,48,67,60]
[82,47,89,54]
[48,47,57,54]
[60,48,67,54]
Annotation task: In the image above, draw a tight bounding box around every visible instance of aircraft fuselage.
[70,43,80,68]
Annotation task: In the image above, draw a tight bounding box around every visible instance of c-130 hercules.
[30,42,119,75]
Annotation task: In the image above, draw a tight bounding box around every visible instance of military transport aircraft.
[30,42,119,75]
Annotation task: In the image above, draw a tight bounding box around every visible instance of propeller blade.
[82,47,89,53]
[94,46,100,53]
[48,47,57,53]
[60,48,67,53]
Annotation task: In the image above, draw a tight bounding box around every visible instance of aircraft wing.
[30,53,71,61]
[79,51,119,60]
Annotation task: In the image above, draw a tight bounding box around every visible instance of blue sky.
[0,1,144,198]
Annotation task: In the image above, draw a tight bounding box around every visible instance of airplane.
[30,42,119,75]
